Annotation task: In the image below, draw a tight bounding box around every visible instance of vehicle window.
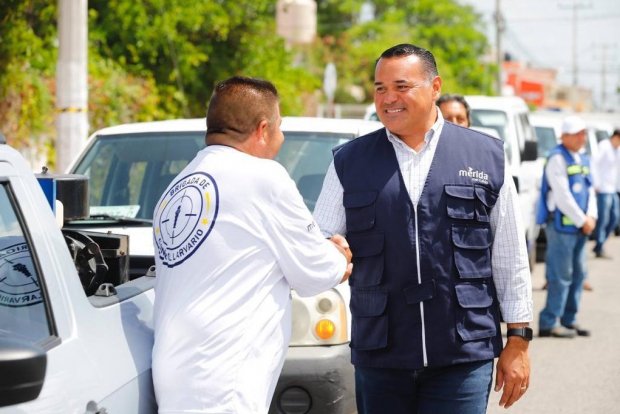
[594,130,609,143]
[470,109,512,163]
[514,113,525,149]
[534,126,557,158]
[72,132,205,220]
[519,113,536,141]
[0,184,52,344]
[275,132,353,211]
[583,131,595,156]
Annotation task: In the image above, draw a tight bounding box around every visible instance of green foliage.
[310,0,494,104]
[0,0,57,152]
[88,56,164,131]
[0,0,495,163]
[88,0,317,117]
[315,0,361,37]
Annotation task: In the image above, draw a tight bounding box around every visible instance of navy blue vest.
[334,123,505,369]
[535,144,591,234]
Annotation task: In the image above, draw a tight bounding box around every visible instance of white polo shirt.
[591,138,620,194]
[152,145,346,414]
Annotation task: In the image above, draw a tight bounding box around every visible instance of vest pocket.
[452,225,492,278]
[343,190,377,232]
[474,186,499,223]
[350,289,388,350]
[347,232,385,286]
[454,282,497,341]
[445,185,475,220]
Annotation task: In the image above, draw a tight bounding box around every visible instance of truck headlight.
[289,288,348,346]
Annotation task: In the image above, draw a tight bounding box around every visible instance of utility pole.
[55,0,88,173]
[495,0,504,96]
[559,2,592,112]
[592,42,617,111]
[601,43,607,109]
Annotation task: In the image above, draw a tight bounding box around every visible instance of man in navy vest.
[314,44,533,413]
[536,115,597,339]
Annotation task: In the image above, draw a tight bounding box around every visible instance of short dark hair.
[436,94,471,126]
[612,129,620,138]
[206,76,279,143]
[376,44,439,82]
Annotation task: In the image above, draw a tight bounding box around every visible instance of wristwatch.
[507,327,533,341]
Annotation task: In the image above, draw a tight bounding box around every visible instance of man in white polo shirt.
[591,129,620,258]
[152,76,352,414]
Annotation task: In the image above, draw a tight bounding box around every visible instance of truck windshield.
[594,129,609,143]
[72,132,205,221]
[534,126,557,158]
[72,130,352,220]
[275,131,353,211]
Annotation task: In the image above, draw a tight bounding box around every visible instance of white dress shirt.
[313,111,533,324]
[591,139,620,194]
[545,151,598,228]
[152,145,346,414]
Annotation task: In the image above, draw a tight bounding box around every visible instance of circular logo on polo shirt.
[0,241,42,308]
[572,182,583,194]
[154,172,219,267]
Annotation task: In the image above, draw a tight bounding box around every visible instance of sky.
[456,0,620,111]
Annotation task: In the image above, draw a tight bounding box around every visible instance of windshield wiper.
[87,214,153,225]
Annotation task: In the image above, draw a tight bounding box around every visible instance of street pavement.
[487,234,620,414]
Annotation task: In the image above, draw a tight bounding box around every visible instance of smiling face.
[374,55,442,142]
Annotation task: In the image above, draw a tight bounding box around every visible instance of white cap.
[561,115,587,135]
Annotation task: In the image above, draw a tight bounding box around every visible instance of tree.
[1,0,495,164]
[0,0,164,165]
[88,0,318,117]
[0,0,57,154]
[308,0,493,104]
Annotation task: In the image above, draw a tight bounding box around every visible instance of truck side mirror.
[521,140,538,162]
[0,337,47,407]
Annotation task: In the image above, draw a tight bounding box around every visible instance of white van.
[530,113,562,159]
[531,111,600,158]
[465,96,542,266]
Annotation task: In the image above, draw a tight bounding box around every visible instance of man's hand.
[581,216,596,235]
[495,326,531,409]
[330,234,353,283]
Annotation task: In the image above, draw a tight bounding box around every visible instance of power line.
[558,1,592,111]
[503,27,545,67]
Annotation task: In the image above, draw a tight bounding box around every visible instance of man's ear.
[256,119,269,147]
[432,76,443,101]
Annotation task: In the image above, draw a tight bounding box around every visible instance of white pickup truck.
[0,135,157,412]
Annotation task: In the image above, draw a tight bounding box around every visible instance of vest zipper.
[413,207,428,367]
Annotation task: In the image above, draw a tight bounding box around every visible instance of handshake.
[330,234,353,283]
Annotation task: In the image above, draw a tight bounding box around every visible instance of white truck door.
[0,148,156,414]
